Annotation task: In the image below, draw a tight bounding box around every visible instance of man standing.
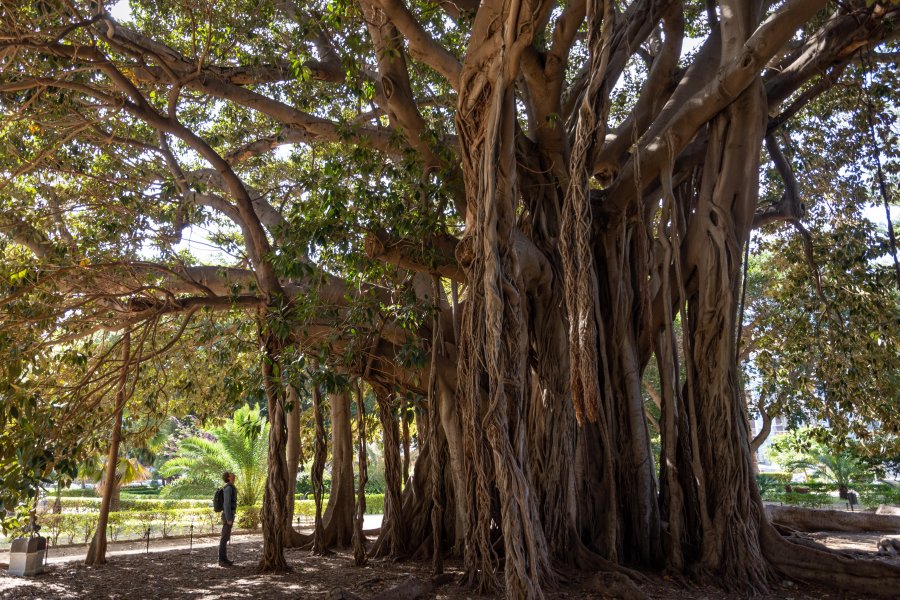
[219,471,237,566]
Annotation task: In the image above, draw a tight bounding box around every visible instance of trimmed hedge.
[758,480,900,509]
[28,494,387,547]
[57,488,99,498]
[37,508,222,545]
[55,497,210,512]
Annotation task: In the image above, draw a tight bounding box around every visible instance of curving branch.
[602,0,828,215]
[374,0,462,89]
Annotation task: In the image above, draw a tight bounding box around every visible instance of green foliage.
[159,405,268,506]
[766,430,876,491]
[57,487,99,498]
[54,497,209,512]
[236,505,261,529]
[780,492,833,509]
[857,483,900,508]
[755,474,782,498]
[34,507,220,546]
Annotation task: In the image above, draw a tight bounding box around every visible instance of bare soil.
[1,530,896,599]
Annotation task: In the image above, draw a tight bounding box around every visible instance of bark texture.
[85,332,130,567]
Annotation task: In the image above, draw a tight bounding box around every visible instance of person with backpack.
[215,471,237,566]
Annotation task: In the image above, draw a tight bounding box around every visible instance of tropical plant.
[78,454,151,512]
[159,405,268,507]
[793,450,874,499]
[767,429,874,497]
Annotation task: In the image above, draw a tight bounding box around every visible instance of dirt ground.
[1,530,896,599]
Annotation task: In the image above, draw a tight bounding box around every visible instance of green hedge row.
[757,477,900,508]
[38,508,221,545]
[56,488,160,498]
[31,494,387,546]
[54,497,210,512]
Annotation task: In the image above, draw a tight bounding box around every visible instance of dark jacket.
[222,483,237,523]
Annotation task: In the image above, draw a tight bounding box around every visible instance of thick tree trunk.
[258,334,291,572]
[110,483,121,513]
[675,80,771,590]
[318,390,355,549]
[454,1,557,595]
[401,396,410,486]
[370,388,407,558]
[594,226,662,567]
[436,374,466,553]
[85,332,130,566]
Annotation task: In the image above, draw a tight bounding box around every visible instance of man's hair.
[222,471,233,483]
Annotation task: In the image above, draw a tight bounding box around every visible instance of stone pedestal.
[8,536,47,576]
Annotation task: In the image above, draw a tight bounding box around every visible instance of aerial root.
[761,523,900,598]
[327,573,455,600]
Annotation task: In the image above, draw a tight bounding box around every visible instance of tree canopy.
[1,0,899,597]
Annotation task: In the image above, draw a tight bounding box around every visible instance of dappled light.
[1,0,898,598]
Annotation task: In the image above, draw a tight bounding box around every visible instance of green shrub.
[120,485,161,497]
[365,494,384,515]
[56,497,210,512]
[57,487,99,498]
[237,505,261,529]
[295,499,317,520]
[781,492,831,508]
[295,474,331,496]
[857,483,900,508]
[756,474,781,499]
[758,472,793,485]
[802,481,831,493]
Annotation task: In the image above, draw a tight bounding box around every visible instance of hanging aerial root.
[352,381,368,566]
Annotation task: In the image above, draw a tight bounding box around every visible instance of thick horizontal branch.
[364,230,464,282]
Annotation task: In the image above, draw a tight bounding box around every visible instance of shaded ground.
[1,530,896,599]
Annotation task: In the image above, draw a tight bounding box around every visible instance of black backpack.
[213,487,224,512]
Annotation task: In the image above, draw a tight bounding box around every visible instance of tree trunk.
[258,333,290,572]
[311,383,328,554]
[110,483,121,513]
[673,79,772,590]
[370,388,407,558]
[352,382,368,565]
[283,383,306,547]
[52,482,61,514]
[401,396,410,486]
[454,0,555,591]
[85,331,130,566]
[314,390,355,549]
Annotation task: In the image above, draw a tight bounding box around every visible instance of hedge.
[26,495,387,547]
[858,484,900,508]
[54,497,210,512]
[36,508,222,545]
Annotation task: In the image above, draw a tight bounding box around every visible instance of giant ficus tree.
[1,0,899,597]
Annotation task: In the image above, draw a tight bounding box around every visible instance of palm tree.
[784,445,873,499]
[808,451,873,499]
[79,454,151,511]
[158,405,268,507]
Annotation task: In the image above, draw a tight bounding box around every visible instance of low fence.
[2,495,385,550]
